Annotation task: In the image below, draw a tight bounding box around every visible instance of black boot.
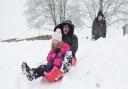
[62,51,72,73]
[21,62,35,81]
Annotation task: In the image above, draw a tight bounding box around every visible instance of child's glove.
[52,53,56,59]
[55,48,60,54]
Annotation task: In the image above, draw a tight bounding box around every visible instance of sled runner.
[71,57,77,66]
[44,66,64,82]
[44,51,73,82]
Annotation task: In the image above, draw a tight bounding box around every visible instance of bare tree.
[24,0,85,30]
[46,0,57,26]
[57,0,67,23]
[24,0,70,29]
[82,0,128,27]
[66,2,84,28]
[24,0,57,29]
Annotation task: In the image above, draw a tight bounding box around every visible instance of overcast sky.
[0,0,29,39]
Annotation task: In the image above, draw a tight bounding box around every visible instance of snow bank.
[0,34,128,89]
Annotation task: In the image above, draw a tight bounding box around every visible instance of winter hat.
[98,10,104,17]
[52,28,62,42]
[63,20,72,25]
[62,20,74,36]
[62,20,74,29]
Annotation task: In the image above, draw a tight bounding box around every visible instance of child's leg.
[22,62,50,81]
[32,65,48,79]
[62,51,72,73]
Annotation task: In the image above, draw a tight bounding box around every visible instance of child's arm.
[52,43,70,68]
[59,43,70,56]
[47,50,56,63]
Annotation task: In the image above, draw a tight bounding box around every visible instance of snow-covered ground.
[0,31,128,89]
[1,0,128,89]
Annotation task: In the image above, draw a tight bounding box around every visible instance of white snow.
[0,0,128,89]
[0,32,128,89]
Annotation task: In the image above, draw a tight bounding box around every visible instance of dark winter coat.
[54,20,78,57]
[92,11,106,40]
[92,18,106,38]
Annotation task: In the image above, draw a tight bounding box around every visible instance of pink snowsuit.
[47,42,70,69]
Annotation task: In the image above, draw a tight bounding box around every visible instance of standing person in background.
[92,10,106,40]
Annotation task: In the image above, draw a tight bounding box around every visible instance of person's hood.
[97,10,104,17]
[95,10,105,22]
[54,20,74,37]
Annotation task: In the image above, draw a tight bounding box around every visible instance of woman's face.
[63,25,69,35]
[98,16,103,21]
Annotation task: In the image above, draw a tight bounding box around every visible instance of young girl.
[22,29,71,81]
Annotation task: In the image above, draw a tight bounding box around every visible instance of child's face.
[52,40,60,49]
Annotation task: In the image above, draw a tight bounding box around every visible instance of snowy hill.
[0,0,128,89]
[0,32,128,89]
